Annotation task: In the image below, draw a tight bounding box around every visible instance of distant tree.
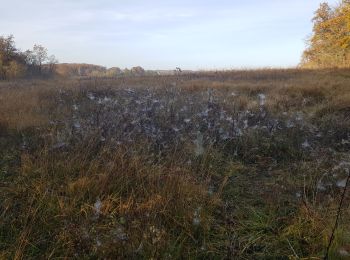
[106,67,122,77]
[46,55,58,75]
[25,45,57,77]
[32,44,48,74]
[131,66,145,76]
[123,68,131,75]
[24,50,35,68]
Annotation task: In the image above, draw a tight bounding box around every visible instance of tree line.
[55,64,149,78]
[0,35,57,80]
[301,1,350,68]
[0,35,152,79]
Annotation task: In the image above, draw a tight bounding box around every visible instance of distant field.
[1,69,350,259]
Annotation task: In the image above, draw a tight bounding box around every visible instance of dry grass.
[1,68,350,258]
[3,143,225,258]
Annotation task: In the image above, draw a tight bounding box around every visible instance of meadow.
[1,69,350,259]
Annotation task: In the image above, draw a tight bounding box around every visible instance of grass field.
[1,69,350,259]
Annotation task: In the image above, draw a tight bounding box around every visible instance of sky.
[0,0,339,70]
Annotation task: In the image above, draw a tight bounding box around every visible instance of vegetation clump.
[0,35,57,80]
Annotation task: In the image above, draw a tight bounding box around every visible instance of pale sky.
[0,0,339,69]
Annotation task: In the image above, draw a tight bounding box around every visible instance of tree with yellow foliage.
[301,1,350,68]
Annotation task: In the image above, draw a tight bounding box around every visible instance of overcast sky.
[0,0,339,69]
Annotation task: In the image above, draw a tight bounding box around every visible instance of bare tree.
[47,55,58,75]
[25,44,57,77]
[32,44,48,74]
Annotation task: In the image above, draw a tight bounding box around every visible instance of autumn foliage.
[0,35,57,80]
[301,1,350,68]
